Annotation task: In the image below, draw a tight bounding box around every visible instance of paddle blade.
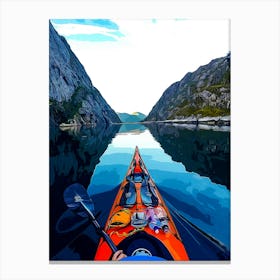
[63,183,94,218]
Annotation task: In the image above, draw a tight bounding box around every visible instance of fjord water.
[50,123,230,260]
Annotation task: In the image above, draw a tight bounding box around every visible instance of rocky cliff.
[49,22,120,126]
[146,54,230,121]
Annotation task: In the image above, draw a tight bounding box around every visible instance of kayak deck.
[94,146,189,261]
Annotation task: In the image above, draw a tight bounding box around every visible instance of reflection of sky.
[88,125,230,247]
[110,129,161,149]
[88,127,182,194]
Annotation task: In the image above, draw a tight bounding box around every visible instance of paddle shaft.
[80,201,118,254]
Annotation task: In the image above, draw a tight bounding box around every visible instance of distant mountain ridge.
[146,53,230,121]
[118,112,146,123]
[49,22,120,127]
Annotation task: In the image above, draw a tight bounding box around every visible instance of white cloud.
[52,23,105,35]
[51,22,123,41]
[55,19,229,115]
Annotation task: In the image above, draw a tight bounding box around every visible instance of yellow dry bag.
[109,209,131,228]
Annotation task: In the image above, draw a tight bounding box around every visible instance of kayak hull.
[94,146,189,261]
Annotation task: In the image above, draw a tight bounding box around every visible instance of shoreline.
[58,115,231,130]
[142,115,230,126]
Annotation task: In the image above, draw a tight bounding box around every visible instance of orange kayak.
[94,146,189,261]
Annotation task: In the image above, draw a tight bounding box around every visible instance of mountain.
[146,53,230,121]
[49,22,120,127]
[118,112,146,123]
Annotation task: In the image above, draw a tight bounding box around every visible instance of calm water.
[50,123,230,261]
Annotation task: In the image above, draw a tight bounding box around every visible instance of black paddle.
[63,183,118,254]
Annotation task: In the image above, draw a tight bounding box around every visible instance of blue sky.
[52,19,120,29]
[51,19,229,115]
[51,19,124,42]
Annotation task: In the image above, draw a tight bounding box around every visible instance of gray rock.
[210,94,217,101]
[146,53,230,121]
[49,22,120,126]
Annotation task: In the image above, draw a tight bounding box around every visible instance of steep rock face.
[146,54,230,121]
[49,22,120,126]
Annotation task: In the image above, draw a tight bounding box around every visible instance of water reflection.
[145,122,230,188]
[49,124,120,258]
[50,123,230,260]
[118,123,146,134]
[88,124,230,249]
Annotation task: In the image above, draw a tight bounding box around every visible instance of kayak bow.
[94,146,189,261]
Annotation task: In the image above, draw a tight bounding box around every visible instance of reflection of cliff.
[51,186,119,260]
[49,124,120,258]
[118,123,146,134]
[146,123,230,189]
